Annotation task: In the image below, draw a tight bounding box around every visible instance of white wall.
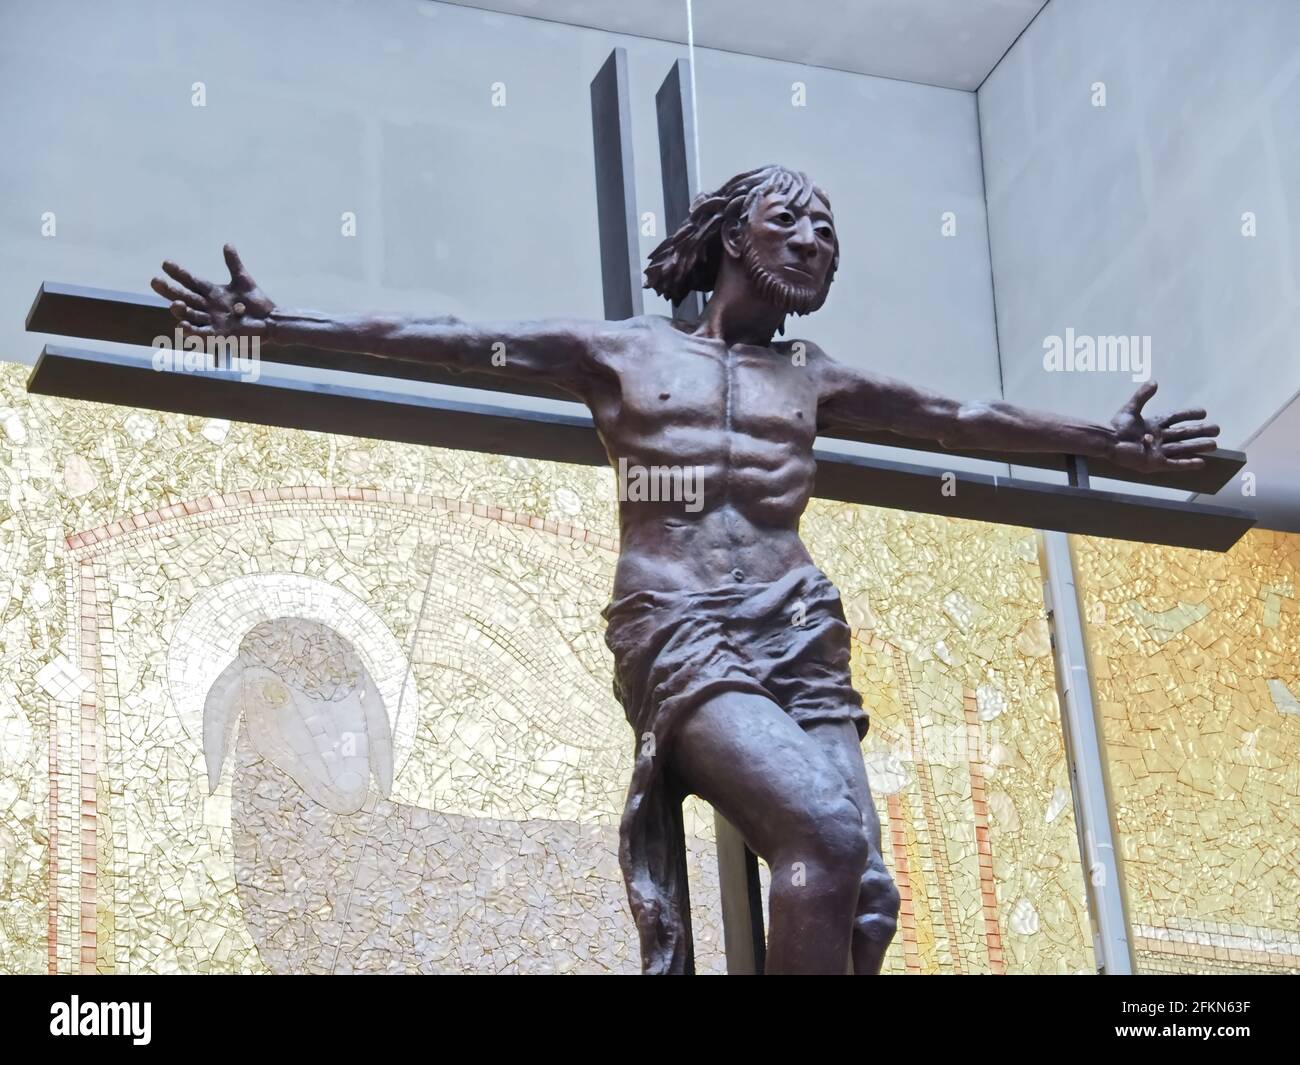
[979,0,1300,460]
[0,0,1001,412]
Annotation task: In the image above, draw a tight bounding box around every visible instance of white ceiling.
[439,0,1049,90]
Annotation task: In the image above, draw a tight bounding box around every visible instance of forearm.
[939,400,1117,459]
[822,360,1120,460]
[263,307,602,394]
[266,308,476,366]
[154,247,602,393]
[825,363,1212,475]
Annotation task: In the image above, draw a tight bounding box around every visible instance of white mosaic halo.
[167,574,420,777]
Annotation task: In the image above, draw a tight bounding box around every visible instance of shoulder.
[589,313,674,359]
[779,335,831,362]
[782,338,878,407]
[580,314,664,345]
[627,313,681,336]
[533,314,655,361]
[779,336,845,385]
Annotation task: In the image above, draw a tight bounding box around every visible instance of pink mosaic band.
[964,691,1005,974]
[65,487,620,555]
[892,647,967,973]
[885,793,922,974]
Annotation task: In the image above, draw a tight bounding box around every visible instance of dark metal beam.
[26,282,576,404]
[1066,453,1090,488]
[655,58,702,325]
[714,813,766,975]
[26,281,1247,495]
[27,344,1256,552]
[655,57,765,974]
[590,49,643,322]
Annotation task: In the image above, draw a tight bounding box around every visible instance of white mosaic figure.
[204,618,393,813]
[202,616,665,973]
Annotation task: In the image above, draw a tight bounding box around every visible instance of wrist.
[1098,425,1119,462]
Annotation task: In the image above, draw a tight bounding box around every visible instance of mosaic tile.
[1077,532,1300,974]
[0,361,1097,973]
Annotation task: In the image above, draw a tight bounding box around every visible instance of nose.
[788,216,818,257]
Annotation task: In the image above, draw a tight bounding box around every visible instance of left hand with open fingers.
[1109,380,1221,473]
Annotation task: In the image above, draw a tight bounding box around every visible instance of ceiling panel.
[439,0,1048,90]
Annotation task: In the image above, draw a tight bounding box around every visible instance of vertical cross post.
[715,812,767,973]
[592,49,697,973]
[591,47,768,974]
[655,55,767,973]
[591,49,644,321]
[655,58,703,325]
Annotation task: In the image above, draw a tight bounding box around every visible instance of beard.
[740,237,828,316]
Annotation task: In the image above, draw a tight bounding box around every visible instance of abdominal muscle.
[598,380,823,598]
[611,502,816,599]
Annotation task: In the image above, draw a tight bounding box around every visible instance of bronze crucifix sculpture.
[152,164,1220,975]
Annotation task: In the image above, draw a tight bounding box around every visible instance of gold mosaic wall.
[1076,532,1300,973]
[0,359,1091,973]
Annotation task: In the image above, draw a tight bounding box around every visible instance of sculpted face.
[735,185,837,315]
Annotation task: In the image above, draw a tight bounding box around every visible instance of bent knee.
[775,793,871,884]
[854,910,898,948]
[857,864,901,921]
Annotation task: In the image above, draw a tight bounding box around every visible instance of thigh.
[668,690,859,861]
[802,719,882,856]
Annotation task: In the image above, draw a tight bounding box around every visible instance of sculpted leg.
[670,691,870,974]
[805,721,900,974]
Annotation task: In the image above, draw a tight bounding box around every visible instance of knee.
[774,793,871,893]
[855,864,900,939]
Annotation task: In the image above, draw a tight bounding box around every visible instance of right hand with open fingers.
[150,244,275,339]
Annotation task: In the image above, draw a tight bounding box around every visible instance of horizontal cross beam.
[28,343,1256,551]
[27,282,1247,495]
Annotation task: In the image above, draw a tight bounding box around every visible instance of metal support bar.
[26,344,1256,552]
[1038,530,1135,974]
[714,813,766,974]
[653,54,765,972]
[1066,454,1090,489]
[590,49,643,322]
[24,281,1248,496]
[655,58,703,325]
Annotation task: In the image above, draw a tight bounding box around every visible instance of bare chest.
[597,334,821,445]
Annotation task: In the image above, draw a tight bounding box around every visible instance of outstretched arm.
[151,245,612,398]
[816,352,1220,474]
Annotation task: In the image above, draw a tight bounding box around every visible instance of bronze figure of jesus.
[154,165,1220,975]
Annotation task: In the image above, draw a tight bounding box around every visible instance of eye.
[816,226,833,241]
[774,211,795,225]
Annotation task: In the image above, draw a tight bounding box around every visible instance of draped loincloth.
[602,564,867,975]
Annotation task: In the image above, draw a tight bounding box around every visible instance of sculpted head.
[645,164,839,317]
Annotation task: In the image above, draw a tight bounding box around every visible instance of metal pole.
[1038,529,1135,974]
[654,53,767,971]
[655,58,703,324]
[590,49,644,321]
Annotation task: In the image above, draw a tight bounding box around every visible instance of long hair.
[644,165,839,304]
